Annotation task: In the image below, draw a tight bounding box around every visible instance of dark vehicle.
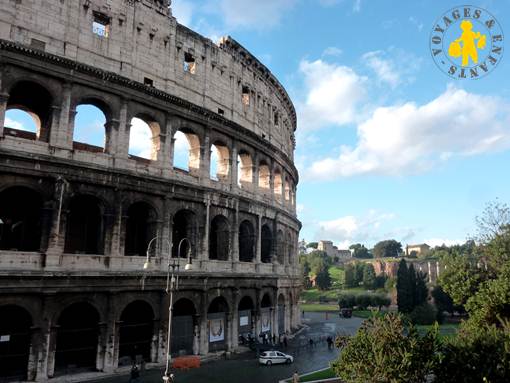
[340,308,352,318]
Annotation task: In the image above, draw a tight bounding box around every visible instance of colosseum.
[0,0,301,381]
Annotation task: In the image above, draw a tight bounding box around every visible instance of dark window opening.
[172,299,197,356]
[184,52,196,74]
[239,220,255,262]
[274,111,279,126]
[172,210,194,258]
[144,77,154,87]
[118,301,154,365]
[30,38,46,51]
[125,202,156,257]
[209,215,230,261]
[217,108,224,116]
[242,86,250,106]
[261,224,272,263]
[64,195,102,255]
[92,12,110,38]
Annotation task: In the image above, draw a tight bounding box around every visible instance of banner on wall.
[209,318,224,342]
[239,315,249,327]
[261,311,271,333]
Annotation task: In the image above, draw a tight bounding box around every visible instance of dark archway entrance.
[209,215,230,260]
[55,302,99,374]
[172,299,197,356]
[239,220,255,262]
[119,301,155,366]
[0,305,32,381]
[125,202,157,257]
[238,296,254,342]
[172,210,195,258]
[64,195,103,254]
[278,294,285,334]
[0,187,42,251]
[208,297,229,352]
[261,224,273,263]
[260,294,272,336]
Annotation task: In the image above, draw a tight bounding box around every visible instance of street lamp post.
[144,237,193,383]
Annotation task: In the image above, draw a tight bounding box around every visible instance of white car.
[258,350,294,366]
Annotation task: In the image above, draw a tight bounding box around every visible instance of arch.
[129,116,161,161]
[0,186,43,251]
[238,296,254,339]
[209,215,230,261]
[258,162,270,189]
[4,108,38,136]
[207,296,229,352]
[72,104,107,152]
[210,142,230,181]
[237,151,253,187]
[55,302,100,373]
[118,300,155,365]
[261,293,272,308]
[261,224,273,263]
[6,81,53,141]
[172,209,195,258]
[64,195,103,254]
[276,229,284,264]
[172,298,197,356]
[173,129,200,172]
[125,202,157,257]
[284,177,291,201]
[277,294,286,334]
[238,220,255,262]
[260,293,272,335]
[274,169,283,197]
[0,305,32,381]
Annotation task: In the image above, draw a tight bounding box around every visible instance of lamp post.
[144,237,192,383]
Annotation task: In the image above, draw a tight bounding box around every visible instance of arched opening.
[172,299,197,356]
[0,186,42,251]
[237,151,252,188]
[261,224,273,263]
[285,178,291,202]
[260,294,272,336]
[64,195,103,254]
[6,81,52,141]
[207,297,229,352]
[119,301,155,365]
[172,210,195,259]
[286,231,293,265]
[73,104,107,152]
[4,108,38,138]
[125,202,157,257]
[173,129,200,173]
[274,170,283,198]
[238,220,255,262]
[278,294,286,334]
[276,230,284,264]
[55,302,99,373]
[129,116,160,161]
[210,143,230,181]
[238,296,254,342]
[258,162,270,190]
[0,305,32,381]
[209,215,230,261]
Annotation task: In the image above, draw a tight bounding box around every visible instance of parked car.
[340,308,352,318]
[258,350,294,366]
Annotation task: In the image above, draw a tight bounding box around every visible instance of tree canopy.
[349,243,372,258]
[373,239,402,258]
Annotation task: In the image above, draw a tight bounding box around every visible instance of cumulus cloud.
[362,50,401,88]
[423,238,466,248]
[129,118,153,159]
[322,46,343,58]
[298,59,367,131]
[306,86,510,179]
[316,210,396,246]
[172,0,194,26]
[5,117,28,131]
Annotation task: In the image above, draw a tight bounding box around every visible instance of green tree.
[315,264,332,290]
[397,260,413,313]
[307,242,318,249]
[414,270,428,307]
[349,243,371,259]
[431,285,454,321]
[344,264,356,288]
[354,262,365,285]
[307,250,332,274]
[373,239,403,258]
[362,263,376,290]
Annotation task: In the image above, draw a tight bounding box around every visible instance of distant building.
[318,240,351,263]
[405,243,431,257]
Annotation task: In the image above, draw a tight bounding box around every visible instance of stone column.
[231,293,240,350]
[109,192,123,257]
[227,311,235,352]
[230,143,238,190]
[104,119,120,156]
[232,200,239,263]
[96,322,107,371]
[116,100,130,158]
[199,295,209,355]
[0,92,9,138]
[256,214,262,263]
[27,327,40,381]
[44,179,67,268]
[202,198,210,261]
[151,320,160,363]
[198,131,210,179]
[45,325,58,378]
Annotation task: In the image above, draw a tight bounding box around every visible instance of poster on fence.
[261,311,271,333]
[209,318,224,342]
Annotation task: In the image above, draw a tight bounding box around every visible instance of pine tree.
[316,264,332,290]
[397,260,413,313]
[415,271,428,306]
[408,264,417,308]
[363,263,376,290]
[344,264,356,288]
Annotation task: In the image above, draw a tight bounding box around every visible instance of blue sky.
[7,0,510,249]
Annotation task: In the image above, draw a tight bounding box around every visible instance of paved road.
[91,313,363,383]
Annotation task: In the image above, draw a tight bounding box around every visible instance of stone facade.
[0,1,301,381]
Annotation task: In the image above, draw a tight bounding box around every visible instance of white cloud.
[306,86,510,179]
[208,0,296,30]
[172,0,194,27]
[129,118,153,159]
[423,238,465,248]
[322,46,343,58]
[297,59,367,131]
[316,210,396,246]
[362,50,400,88]
[409,16,424,32]
[5,117,27,131]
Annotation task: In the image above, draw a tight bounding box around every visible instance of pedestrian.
[327,336,333,349]
[292,370,300,383]
[272,333,276,345]
[309,338,314,348]
[283,334,288,348]
[264,333,269,344]
[129,364,140,383]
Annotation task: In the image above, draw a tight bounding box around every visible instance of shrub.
[338,293,356,309]
[356,294,372,310]
[371,294,391,310]
[332,313,438,383]
[409,302,437,325]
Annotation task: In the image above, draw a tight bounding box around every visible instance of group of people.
[259,332,289,347]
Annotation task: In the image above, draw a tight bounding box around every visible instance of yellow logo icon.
[430,6,504,79]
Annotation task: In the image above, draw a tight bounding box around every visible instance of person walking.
[283,334,288,348]
[292,370,300,383]
[129,364,140,383]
